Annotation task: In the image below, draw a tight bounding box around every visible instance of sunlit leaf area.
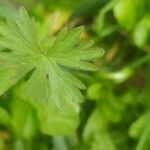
[0,0,150,150]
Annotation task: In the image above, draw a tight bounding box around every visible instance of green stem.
[129,54,150,70]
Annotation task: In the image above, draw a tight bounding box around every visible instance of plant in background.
[0,0,150,150]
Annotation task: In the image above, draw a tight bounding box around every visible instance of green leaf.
[0,7,103,106]
[136,116,150,150]
[0,53,34,96]
[129,114,148,139]
[11,98,38,139]
[32,100,80,136]
[82,107,116,150]
[129,113,150,150]
[113,0,148,30]
[132,15,150,48]
[93,0,118,37]
[87,83,102,100]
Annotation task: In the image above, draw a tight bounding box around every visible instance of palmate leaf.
[0,7,104,106]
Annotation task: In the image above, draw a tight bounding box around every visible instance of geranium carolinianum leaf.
[0,7,104,106]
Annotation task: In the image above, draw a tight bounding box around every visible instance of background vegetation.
[0,0,150,150]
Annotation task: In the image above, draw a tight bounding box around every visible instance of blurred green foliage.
[0,0,150,150]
